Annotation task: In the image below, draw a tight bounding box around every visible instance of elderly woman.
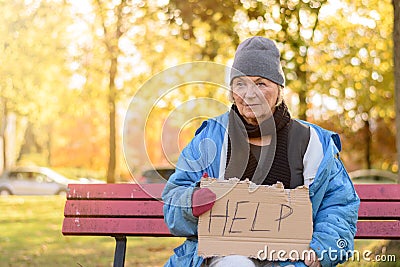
[162,37,359,267]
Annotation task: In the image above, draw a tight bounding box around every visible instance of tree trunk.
[0,98,6,172]
[297,70,308,121]
[96,0,125,183]
[394,0,400,183]
[17,121,42,161]
[364,120,372,169]
[106,59,117,183]
[47,123,53,166]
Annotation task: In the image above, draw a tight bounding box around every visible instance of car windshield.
[39,168,71,183]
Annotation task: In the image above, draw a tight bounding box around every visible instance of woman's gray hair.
[275,85,284,107]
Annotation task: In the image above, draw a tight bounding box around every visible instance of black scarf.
[225,102,292,188]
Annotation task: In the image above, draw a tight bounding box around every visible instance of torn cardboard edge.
[200,177,309,191]
[198,178,313,260]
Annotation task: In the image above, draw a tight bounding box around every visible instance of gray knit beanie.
[230,36,285,87]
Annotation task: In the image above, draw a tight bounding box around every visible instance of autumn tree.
[76,0,196,181]
[307,0,395,170]
[165,0,240,61]
[394,0,400,182]
[0,0,73,169]
[165,0,327,120]
[93,0,126,182]
[2,0,396,180]
[71,0,154,182]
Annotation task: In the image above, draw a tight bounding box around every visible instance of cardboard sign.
[198,178,313,260]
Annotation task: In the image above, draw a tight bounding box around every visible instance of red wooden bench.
[62,183,400,267]
[355,184,400,239]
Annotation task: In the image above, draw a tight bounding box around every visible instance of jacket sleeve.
[162,175,199,237]
[309,140,360,267]
[162,124,215,237]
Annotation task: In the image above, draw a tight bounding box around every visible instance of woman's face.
[231,76,280,125]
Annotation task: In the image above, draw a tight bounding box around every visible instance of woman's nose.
[244,85,257,98]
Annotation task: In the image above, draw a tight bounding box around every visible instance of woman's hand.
[304,250,321,267]
[192,188,216,217]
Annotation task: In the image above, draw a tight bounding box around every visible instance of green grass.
[0,196,183,267]
[340,239,400,267]
[0,196,398,266]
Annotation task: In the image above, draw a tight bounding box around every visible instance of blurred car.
[140,168,175,183]
[76,177,105,184]
[0,166,104,196]
[348,169,398,184]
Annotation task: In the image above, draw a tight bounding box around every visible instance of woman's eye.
[257,82,267,87]
[234,82,245,89]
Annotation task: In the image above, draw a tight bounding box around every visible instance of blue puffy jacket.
[162,112,360,267]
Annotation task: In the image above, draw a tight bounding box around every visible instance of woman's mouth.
[244,104,260,108]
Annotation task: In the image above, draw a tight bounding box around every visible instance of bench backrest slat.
[64,200,164,217]
[358,202,400,219]
[354,184,400,201]
[67,183,165,199]
[356,221,400,239]
[63,217,172,236]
